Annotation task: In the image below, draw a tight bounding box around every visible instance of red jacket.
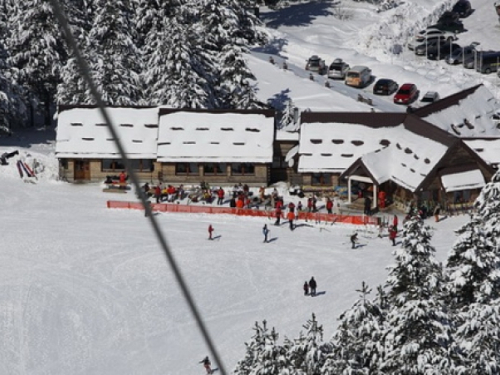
[155,186,161,196]
[326,200,333,210]
[218,189,224,198]
[389,229,397,240]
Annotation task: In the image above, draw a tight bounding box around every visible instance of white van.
[345,66,372,88]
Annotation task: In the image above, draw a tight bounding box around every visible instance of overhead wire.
[45,1,228,374]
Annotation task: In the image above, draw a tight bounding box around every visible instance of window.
[231,163,255,175]
[129,159,154,172]
[203,163,226,175]
[175,163,199,175]
[311,173,331,186]
[102,159,126,171]
[102,159,154,172]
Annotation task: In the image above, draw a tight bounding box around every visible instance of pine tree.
[381,217,452,375]
[323,282,384,375]
[285,313,331,375]
[279,99,298,130]
[445,171,500,373]
[218,44,262,109]
[84,0,143,105]
[234,320,287,375]
[6,0,68,124]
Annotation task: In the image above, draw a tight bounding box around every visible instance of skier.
[208,224,214,240]
[303,281,309,296]
[350,233,358,249]
[389,226,397,246]
[309,277,317,296]
[199,356,212,374]
[263,224,269,243]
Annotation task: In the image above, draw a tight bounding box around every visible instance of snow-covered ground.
[253,0,500,111]
[0,128,469,374]
[2,1,498,373]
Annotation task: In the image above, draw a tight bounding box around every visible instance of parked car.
[463,50,495,68]
[305,55,327,74]
[445,44,477,64]
[415,38,448,56]
[373,78,398,95]
[427,42,461,60]
[452,0,473,18]
[408,28,456,50]
[428,20,464,33]
[475,51,500,74]
[327,58,350,79]
[345,66,372,88]
[394,83,419,105]
[420,91,440,104]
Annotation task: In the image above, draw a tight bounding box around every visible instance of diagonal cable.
[46,1,228,374]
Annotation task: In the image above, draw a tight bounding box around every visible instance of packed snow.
[2,0,500,373]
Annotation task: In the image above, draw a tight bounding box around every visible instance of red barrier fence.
[106,200,379,226]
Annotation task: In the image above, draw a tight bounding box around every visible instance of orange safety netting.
[107,201,379,226]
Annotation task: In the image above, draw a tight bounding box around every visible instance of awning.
[441,169,485,192]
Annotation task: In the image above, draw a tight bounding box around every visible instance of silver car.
[327,58,350,79]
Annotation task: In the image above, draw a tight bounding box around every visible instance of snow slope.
[0,128,468,374]
[2,1,498,373]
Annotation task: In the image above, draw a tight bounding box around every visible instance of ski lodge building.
[55,84,500,211]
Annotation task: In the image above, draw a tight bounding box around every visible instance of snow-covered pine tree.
[85,0,143,106]
[218,44,262,109]
[279,99,297,130]
[381,216,452,375]
[145,14,213,108]
[5,0,68,125]
[322,282,384,375]
[453,300,500,375]
[445,171,500,373]
[234,320,287,375]
[285,313,331,375]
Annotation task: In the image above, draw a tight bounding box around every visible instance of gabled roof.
[156,110,275,163]
[55,107,159,159]
[412,84,499,137]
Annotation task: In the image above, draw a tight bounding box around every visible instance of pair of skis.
[16,160,37,179]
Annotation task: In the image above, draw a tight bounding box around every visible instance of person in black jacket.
[309,277,317,296]
[199,356,212,374]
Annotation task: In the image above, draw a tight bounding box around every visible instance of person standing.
[303,281,309,296]
[199,356,212,374]
[119,170,127,184]
[154,185,161,204]
[350,233,358,249]
[262,224,269,243]
[309,277,317,296]
[287,210,295,231]
[433,204,441,222]
[393,214,399,233]
[326,198,333,214]
[389,226,397,246]
[217,187,225,205]
[274,206,282,226]
[364,196,372,216]
[208,224,214,240]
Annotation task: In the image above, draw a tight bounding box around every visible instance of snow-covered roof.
[441,169,485,192]
[464,138,500,167]
[297,122,402,173]
[417,85,500,137]
[360,127,448,191]
[157,111,274,163]
[56,107,159,159]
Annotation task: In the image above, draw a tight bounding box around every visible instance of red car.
[393,83,419,104]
